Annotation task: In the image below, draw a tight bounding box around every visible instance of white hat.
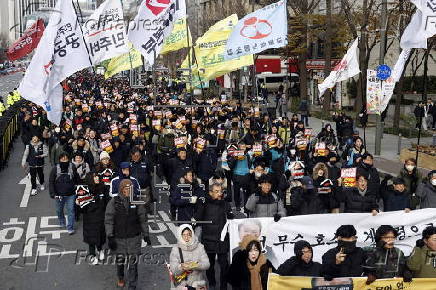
[100,151,110,160]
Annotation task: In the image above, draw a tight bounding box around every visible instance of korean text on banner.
[366,70,382,114]
[224,0,288,60]
[7,19,45,61]
[161,17,191,54]
[104,43,143,78]
[222,209,436,269]
[18,0,91,125]
[128,0,186,66]
[194,14,254,81]
[318,38,360,97]
[82,0,129,64]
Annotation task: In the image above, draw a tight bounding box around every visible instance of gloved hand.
[403,270,413,283]
[189,196,198,204]
[366,273,377,285]
[108,236,117,251]
[143,236,152,246]
[273,214,281,222]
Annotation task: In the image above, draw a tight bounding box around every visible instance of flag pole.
[72,0,95,72]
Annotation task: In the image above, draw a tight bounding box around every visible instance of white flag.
[318,38,360,96]
[224,0,287,60]
[82,0,129,64]
[401,0,436,49]
[45,84,64,125]
[377,49,412,113]
[128,0,186,66]
[18,0,91,125]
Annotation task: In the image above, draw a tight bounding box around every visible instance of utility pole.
[250,0,257,103]
[374,0,387,156]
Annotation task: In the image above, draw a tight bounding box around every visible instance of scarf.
[247,254,266,290]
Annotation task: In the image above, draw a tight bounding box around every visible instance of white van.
[256,73,300,92]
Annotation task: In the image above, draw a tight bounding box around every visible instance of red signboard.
[255,58,281,73]
[306,59,341,70]
[7,19,45,61]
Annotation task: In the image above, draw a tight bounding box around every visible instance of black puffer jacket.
[322,246,366,279]
[276,241,322,276]
[194,194,231,254]
[338,187,378,213]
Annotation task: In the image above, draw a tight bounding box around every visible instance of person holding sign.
[337,174,379,215]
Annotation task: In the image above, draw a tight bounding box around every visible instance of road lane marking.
[19,175,31,208]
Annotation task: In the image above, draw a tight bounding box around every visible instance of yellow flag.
[193,14,254,80]
[161,17,192,54]
[104,43,143,79]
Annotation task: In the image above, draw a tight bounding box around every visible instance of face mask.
[363,162,373,168]
[431,179,436,186]
[290,149,296,155]
[60,161,69,171]
[405,165,415,171]
[337,240,357,254]
[255,172,263,179]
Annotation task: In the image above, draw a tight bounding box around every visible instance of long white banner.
[222,209,436,268]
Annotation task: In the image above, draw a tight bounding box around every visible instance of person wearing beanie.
[169,224,210,289]
[380,178,411,212]
[363,225,412,284]
[100,151,110,161]
[104,179,150,289]
[109,161,140,197]
[416,170,436,208]
[275,240,321,276]
[407,225,436,278]
[228,235,274,290]
[321,225,366,279]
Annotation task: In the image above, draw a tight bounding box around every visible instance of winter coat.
[170,180,205,222]
[49,143,66,166]
[109,171,141,198]
[194,194,231,254]
[104,194,148,255]
[80,179,107,246]
[416,182,436,208]
[357,164,380,194]
[399,168,422,195]
[380,188,411,211]
[193,148,218,181]
[338,187,378,213]
[169,224,210,289]
[228,249,273,290]
[48,163,78,197]
[245,190,286,218]
[276,256,321,277]
[130,158,152,189]
[321,246,366,279]
[363,246,409,279]
[407,245,436,278]
[22,140,48,168]
[286,186,329,216]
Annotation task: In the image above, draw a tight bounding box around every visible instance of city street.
[0,73,434,289]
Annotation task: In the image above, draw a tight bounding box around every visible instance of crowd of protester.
[18,71,436,290]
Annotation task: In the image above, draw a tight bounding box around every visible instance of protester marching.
[1,0,436,289]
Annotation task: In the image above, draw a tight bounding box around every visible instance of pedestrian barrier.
[0,101,22,170]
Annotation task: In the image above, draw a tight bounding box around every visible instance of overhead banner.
[128,0,186,66]
[7,19,45,61]
[161,17,191,54]
[267,274,436,290]
[193,14,254,80]
[366,69,382,114]
[224,0,288,60]
[318,38,360,97]
[82,0,129,64]
[104,43,143,79]
[222,209,436,269]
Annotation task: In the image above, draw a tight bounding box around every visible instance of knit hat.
[100,151,110,160]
